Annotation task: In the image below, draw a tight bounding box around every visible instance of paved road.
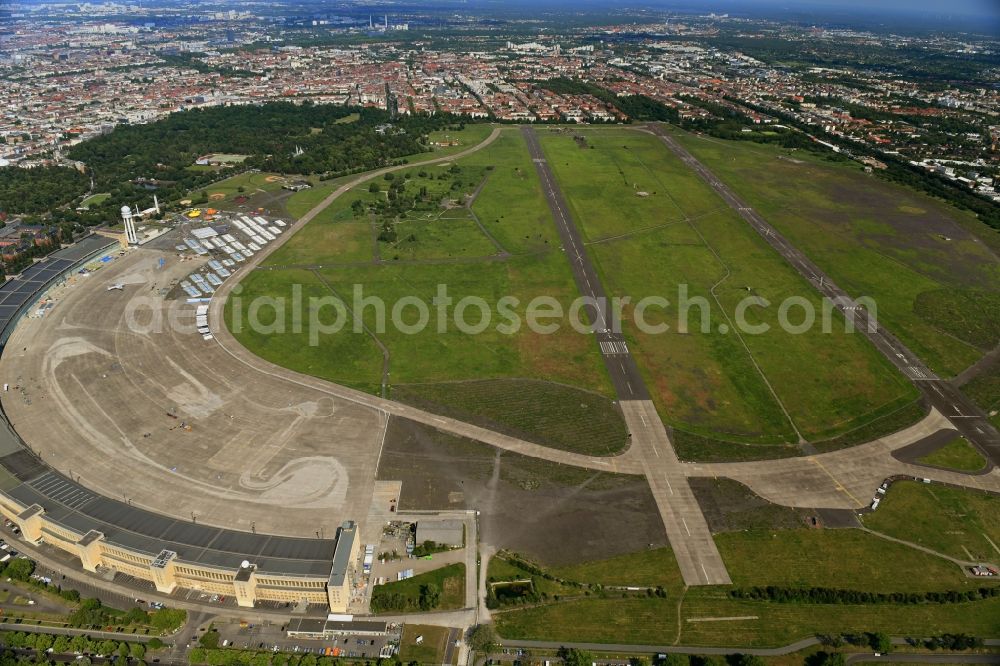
[648,124,1000,467]
[521,127,729,586]
[620,401,731,585]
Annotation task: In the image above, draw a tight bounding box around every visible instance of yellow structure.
[0,493,357,613]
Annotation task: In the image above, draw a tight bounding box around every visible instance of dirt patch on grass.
[378,416,665,566]
[265,175,284,183]
[208,192,226,201]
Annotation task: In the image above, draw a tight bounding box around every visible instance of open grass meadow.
[225,268,386,394]
[201,170,288,207]
[232,248,614,400]
[541,128,916,446]
[461,131,564,254]
[391,379,628,456]
[718,528,980,593]
[538,128,721,241]
[863,480,1000,563]
[316,254,613,393]
[426,124,496,157]
[493,594,1000,648]
[493,524,1000,648]
[80,192,110,207]
[548,547,683,589]
[671,128,1000,378]
[916,435,988,472]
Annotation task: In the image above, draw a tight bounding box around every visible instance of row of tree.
[730,584,1000,605]
[0,630,152,660]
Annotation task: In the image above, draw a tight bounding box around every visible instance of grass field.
[392,379,627,455]
[494,591,1000,648]
[916,435,988,472]
[863,481,1000,562]
[370,563,465,614]
[963,362,1000,416]
[225,268,386,393]
[399,625,453,665]
[460,132,563,254]
[541,128,917,446]
[493,523,1000,647]
[80,192,110,207]
[671,128,1000,378]
[315,255,612,392]
[232,129,617,432]
[427,124,495,157]
[548,547,683,589]
[718,528,977,592]
[233,259,616,407]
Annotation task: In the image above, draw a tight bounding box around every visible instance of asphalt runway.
[521,127,731,586]
[649,124,1000,469]
[520,127,649,401]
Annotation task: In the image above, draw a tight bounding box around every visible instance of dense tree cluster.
[2,103,468,233]
[0,632,146,662]
[731,584,1000,605]
[369,582,440,613]
[64,597,184,633]
[0,166,89,215]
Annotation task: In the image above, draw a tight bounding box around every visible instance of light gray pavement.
[686,408,1000,509]
[621,401,730,585]
[0,252,386,538]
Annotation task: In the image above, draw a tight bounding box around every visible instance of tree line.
[730,584,1000,605]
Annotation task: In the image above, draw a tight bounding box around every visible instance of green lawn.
[917,436,988,472]
[549,547,683,589]
[225,268,386,393]
[207,171,286,197]
[426,124,495,157]
[493,594,1000,648]
[539,129,719,241]
[316,255,612,393]
[230,132,623,449]
[231,253,614,397]
[460,130,562,254]
[370,563,466,614]
[392,379,627,456]
[719,528,978,593]
[542,128,917,446]
[399,624,453,664]
[863,480,1000,562]
[671,128,1000,378]
[80,192,110,207]
[493,524,1000,647]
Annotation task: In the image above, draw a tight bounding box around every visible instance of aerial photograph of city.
[0,0,999,663]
